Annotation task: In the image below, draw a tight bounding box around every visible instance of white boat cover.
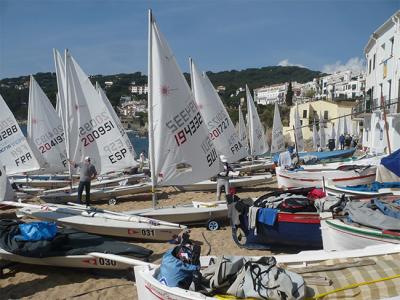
[0,164,15,201]
[246,85,268,156]
[270,102,285,153]
[149,14,221,185]
[64,51,137,174]
[190,60,247,163]
[0,94,40,174]
[27,76,68,173]
[294,103,304,152]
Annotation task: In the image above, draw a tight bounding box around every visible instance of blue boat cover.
[381,148,400,177]
[273,148,356,163]
[372,199,400,220]
[257,208,278,226]
[341,181,400,192]
[14,222,57,242]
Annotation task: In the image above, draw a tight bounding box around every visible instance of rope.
[309,273,400,300]
[201,231,212,255]
[63,283,132,299]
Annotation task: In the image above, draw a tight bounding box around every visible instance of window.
[373,54,376,70]
[303,110,307,118]
[324,111,328,120]
[300,120,303,125]
[352,84,356,90]
[369,59,372,74]
[388,80,392,104]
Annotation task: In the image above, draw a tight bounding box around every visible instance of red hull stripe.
[332,173,376,182]
[278,213,320,224]
[279,173,375,183]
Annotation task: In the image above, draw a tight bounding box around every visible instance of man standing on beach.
[69,156,97,206]
[216,155,233,201]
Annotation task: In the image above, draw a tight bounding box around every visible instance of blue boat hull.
[238,212,322,249]
[273,148,356,163]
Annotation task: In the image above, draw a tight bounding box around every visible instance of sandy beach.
[0,180,288,300]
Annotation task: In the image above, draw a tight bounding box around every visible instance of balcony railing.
[352,97,398,115]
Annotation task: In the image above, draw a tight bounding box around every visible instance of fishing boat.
[0,219,152,270]
[175,173,272,192]
[14,202,186,242]
[272,148,356,164]
[276,162,377,189]
[320,198,400,251]
[134,243,400,300]
[231,187,324,249]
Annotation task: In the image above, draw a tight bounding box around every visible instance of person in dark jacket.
[216,155,233,201]
[339,134,345,150]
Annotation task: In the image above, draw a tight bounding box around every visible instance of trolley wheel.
[207,220,220,231]
[108,198,117,205]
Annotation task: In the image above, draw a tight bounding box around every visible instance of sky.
[0,0,398,79]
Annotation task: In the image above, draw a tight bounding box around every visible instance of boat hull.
[239,212,322,249]
[276,166,376,189]
[321,218,400,251]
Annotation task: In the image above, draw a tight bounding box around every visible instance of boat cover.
[0,219,152,258]
[339,181,400,192]
[272,148,356,163]
[344,201,400,231]
[381,148,400,177]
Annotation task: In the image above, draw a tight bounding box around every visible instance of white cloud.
[322,57,365,75]
[277,59,306,68]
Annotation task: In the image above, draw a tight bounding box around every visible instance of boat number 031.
[98,257,117,266]
[141,229,155,236]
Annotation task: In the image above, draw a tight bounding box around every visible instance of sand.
[0,180,289,300]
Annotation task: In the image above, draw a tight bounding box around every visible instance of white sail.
[64,51,137,174]
[245,85,267,156]
[294,103,304,152]
[330,122,337,141]
[148,13,221,186]
[238,105,249,153]
[0,94,40,175]
[27,76,68,173]
[343,114,348,135]
[312,120,320,150]
[319,112,326,149]
[96,83,137,159]
[0,164,15,201]
[271,102,285,153]
[190,60,247,162]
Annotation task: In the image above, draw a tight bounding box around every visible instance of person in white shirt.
[216,155,233,201]
[139,151,146,172]
[278,146,294,169]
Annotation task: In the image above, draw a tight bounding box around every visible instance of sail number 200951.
[81,121,114,147]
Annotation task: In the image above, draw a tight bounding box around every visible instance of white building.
[315,71,365,100]
[364,10,400,113]
[130,84,148,95]
[254,83,287,105]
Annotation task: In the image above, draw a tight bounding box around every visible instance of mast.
[292,125,300,164]
[64,49,73,191]
[148,9,157,208]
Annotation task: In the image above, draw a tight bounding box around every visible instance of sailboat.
[187,60,272,177]
[0,94,41,175]
[127,11,228,228]
[270,102,285,155]
[38,50,151,203]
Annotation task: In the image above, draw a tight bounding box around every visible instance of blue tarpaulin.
[14,222,57,242]
[341,181,400,192]
[272,148,356,163]
[381,148,400,177]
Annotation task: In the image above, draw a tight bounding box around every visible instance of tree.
[285,82,293,106]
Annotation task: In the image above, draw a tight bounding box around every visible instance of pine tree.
[285,82,294,106]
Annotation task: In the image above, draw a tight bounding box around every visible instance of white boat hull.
[175,174,272,191]
[0,249,132,270]
[321,217,400,251]
[127,202,228,224]
[40,183,152,203]
[18,205,185,242]
[276,166,376,189]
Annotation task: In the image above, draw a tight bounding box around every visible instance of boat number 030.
[98,257,117,266]
[141,229,155,236]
